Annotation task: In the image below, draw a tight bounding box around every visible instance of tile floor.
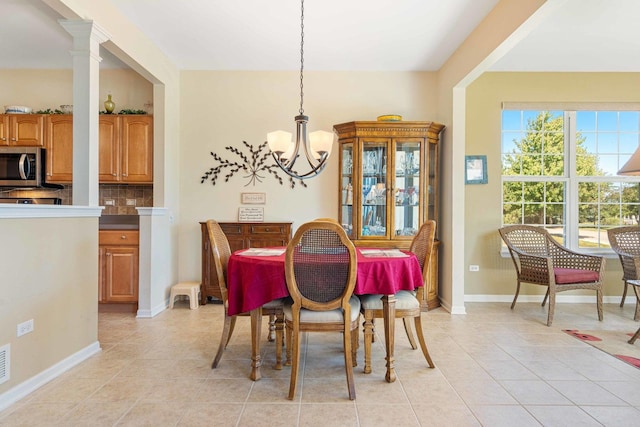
[1,301,640,426]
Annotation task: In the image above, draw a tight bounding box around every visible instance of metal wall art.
[201,141,306,188]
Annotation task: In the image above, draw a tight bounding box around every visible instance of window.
[501,108,640,250]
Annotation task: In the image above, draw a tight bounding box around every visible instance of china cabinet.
[334,120,444,309]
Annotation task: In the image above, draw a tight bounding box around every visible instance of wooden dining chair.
[206,220,285,370]
[358,220,436,375]
[283,220,360,400]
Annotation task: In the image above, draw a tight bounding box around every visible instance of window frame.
[501,105,640,255]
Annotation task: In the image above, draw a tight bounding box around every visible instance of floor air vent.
[0,344,9,385]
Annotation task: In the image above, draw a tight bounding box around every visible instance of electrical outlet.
[469,265,480,272]
[17,319,34,337]
[104,199,115,206]
[125,199,137,206]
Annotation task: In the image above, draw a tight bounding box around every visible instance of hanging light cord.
[299,0,305,116]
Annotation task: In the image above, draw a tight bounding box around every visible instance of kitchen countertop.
[99,215,139,230]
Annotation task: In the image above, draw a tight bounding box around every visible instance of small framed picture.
[241,192,266,204]
[465,155,488,184]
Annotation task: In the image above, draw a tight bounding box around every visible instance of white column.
[59,20,110,206]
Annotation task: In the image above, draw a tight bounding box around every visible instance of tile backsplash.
[0,184,153,215]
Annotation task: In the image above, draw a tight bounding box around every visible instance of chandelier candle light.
[267,0,336,180]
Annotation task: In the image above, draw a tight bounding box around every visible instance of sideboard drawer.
[251,224,286,234]
[219,223,243,235]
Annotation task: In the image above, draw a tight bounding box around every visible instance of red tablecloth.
[226,247,423,316]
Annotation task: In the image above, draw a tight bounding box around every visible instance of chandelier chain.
[299,0,305,115]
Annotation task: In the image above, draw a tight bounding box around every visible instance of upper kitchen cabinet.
[45,114,154,184]
[45,114,73,183]
[0,114,44,147]
[99,115,153,184]
[334,120,444,249]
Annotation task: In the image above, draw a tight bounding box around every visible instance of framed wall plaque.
[241,192,266,204]
[238,207,264,222]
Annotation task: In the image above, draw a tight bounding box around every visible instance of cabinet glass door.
[340,142,354,238]
[394,140,422,237]
[427,141,438,225]
[361,140,388,238]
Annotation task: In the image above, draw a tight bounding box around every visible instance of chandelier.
[267,0,335,180]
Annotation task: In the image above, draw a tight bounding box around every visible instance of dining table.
[226,246,424,382]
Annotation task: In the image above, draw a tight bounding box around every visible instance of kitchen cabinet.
[42,114,153,184]
[0,114,44,147]
[199,221,292,304]
[333,120,444,309]
[99,230,139,304]
[99,115,153,183]
[44,114,73,183]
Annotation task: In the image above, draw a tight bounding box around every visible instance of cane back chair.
[359,220,437,375]
[206,220,285,370]
[284,220,360,400]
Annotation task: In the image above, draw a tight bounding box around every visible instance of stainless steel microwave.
[0,147,43,187]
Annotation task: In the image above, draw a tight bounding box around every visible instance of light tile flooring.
[1,301,640,426]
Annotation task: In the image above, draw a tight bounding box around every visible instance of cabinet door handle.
[112,173,117,176]
[122,173,128,177]
[265,228,270,232]
[1,137,5,141]
[11,137,16,141]
[121,235,127,240]
[106,252,112,256]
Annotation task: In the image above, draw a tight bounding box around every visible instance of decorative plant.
[201,141,306,188]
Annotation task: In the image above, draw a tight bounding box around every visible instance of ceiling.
[2,0,640,72]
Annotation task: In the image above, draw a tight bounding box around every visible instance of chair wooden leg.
[413,315,434,368]
[542,288,550,307]
[274,311,284,370]
[546,289,556,326]
[629,326,640,344]
[362,310,374,374]
[343,323,356,401]
[268,313,276,342]
[285,322,293,366]
[212,314,234,368]
[351,319,358,367]
[226,316,237,347]
[403,317,417,350]
[288,326,300,400]
[596,288,604,321]
[621,281,629,307]
[511,280,521,309]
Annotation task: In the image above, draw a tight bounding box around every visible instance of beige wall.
[178,70,438,280]
[0,69,152,113]
[0,216,99,394]
[464,72,640,298]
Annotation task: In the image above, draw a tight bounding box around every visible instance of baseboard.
[0,341,101,412]
[136,300,168,318]
[464,294,638,304]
